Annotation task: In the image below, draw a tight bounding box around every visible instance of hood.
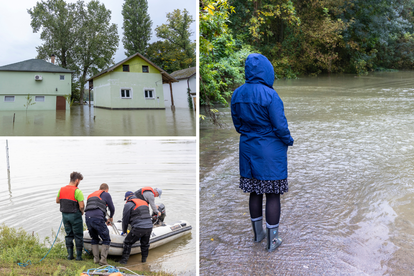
[245,53,275,88]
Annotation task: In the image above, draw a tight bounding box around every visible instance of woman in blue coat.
[231,53,294,252]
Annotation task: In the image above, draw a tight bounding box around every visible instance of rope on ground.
[17,219,63,267]
[85,265,140,275]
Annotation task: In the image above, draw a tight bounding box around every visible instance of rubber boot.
[91,244,100,264]
[118,244,132,265]
[267,226,282,252]
[99,244,110,266]
[75,247,83,261]
[251,219,265,243]
[66,246,74,260]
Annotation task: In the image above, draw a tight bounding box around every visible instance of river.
[200,71,414,275]
[0,138,196,275]
[0,105,196,136]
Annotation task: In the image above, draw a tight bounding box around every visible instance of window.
[35,96,45,102]
[142,65,149,73]
[4,96,14,102]
[60,75,65,80]
[144,89,155,99]
[121,89,132,99]
[123,65,130,72]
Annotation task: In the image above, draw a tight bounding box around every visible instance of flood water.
[0,105,196,136]
[0,139,196,275]
[200,71,414,275]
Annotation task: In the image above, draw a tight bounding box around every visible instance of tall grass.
[0,224,172,275]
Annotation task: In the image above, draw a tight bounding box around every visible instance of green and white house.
[0,59,73,111]
[87,52,177,110]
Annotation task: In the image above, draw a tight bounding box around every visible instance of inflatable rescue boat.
[84,220,192,256]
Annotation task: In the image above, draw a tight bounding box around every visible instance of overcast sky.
[0,0,196,66]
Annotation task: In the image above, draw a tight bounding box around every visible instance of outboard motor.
[152,203,166,226]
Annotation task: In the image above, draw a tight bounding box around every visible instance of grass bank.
[0,224,172,276]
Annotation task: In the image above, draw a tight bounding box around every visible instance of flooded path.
[0,105,196,136]
[200,71,414,275]
[0,139,196,275]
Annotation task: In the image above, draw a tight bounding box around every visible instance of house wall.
[0,71,71,111]
[163,74,196,109]
[93,56,165,109]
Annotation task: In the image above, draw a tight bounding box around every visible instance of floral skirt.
[239,177,288,195]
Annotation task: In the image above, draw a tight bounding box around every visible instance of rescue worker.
[134,187,162,217]
[56,171,85,260]
[119,191,153,264]
[84,183,115,265]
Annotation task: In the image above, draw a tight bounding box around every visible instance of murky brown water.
[0,105,196,136]
[0,139,196,275]
[200,71,414,275]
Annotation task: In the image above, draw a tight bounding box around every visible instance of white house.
[163,67,196,110]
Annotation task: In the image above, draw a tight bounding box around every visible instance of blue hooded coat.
[231,53,294,180]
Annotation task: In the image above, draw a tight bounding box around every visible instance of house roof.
[170,67,196,80]
[0,59,74,73]
[87,52,177,83]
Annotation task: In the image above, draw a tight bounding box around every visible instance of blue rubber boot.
[251,218,265,243]
[267,226,282,252]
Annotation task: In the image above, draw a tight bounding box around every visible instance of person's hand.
[157,211,161,216]
[106,217,113,225]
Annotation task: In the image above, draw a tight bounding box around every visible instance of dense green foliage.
[200,0,414,107]
[28,0,119,102]
[122,0,152,56]
[147,9,196,73]
[200,1,249,107]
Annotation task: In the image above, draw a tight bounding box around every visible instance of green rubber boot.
[251,219,265,243]
[75,247,83,261]
[267,227,282,252]
[67,246,74,260]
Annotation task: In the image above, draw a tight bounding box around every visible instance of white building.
[163,67,196,110]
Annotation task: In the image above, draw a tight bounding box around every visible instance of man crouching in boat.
[134,187,162,217]
[84,183,115,265]
[56,171,85,261]
[119,191,153,264]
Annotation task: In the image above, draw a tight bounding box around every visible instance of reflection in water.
[200,71,414,275]
[0,105,196,136]
[0,139,196,275]
[7,170,11,200]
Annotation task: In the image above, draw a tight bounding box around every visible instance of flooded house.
[0,57,73,111]
[87,52,177,110]
[163,67,196,110]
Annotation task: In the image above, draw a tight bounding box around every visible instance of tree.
[28,0,119,103]
[122,0,152,56]
[155,9,196,69]
[75,0,119,104]
[27,0,80,70]
[146,40,193,73]
[199,0,248,106]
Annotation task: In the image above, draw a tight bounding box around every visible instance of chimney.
[51,54,55,65]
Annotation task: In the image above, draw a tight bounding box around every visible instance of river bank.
[0,224,174,276]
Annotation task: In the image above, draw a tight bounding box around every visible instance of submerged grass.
[0,224,172,276]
